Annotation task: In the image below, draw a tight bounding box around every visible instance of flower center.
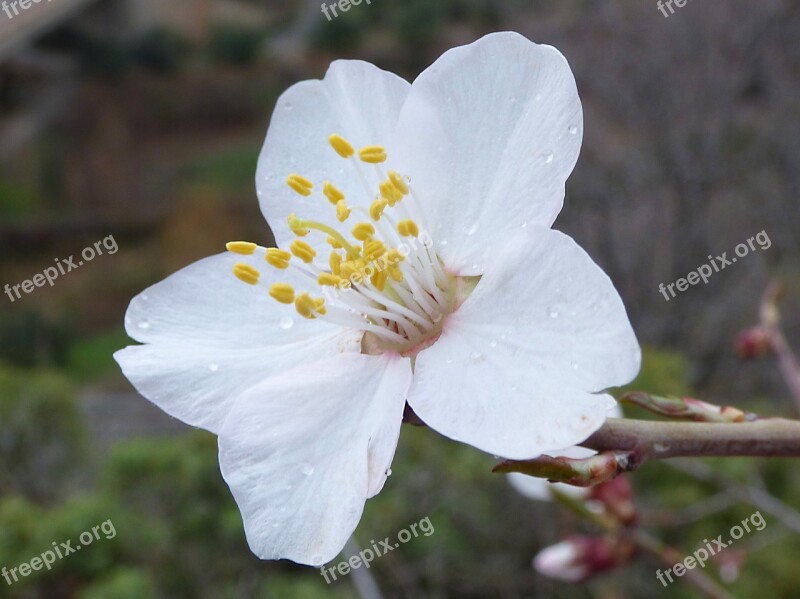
[226,134,458,353]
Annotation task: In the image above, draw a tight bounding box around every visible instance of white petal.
[256,60,410,259]
[393,32,583,274]
[507,405,622,501]
[406,227,639,459]
[115,252,361,433]
[219,353,413,566]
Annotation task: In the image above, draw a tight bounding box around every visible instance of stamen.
[329,134,355,158]
[269,283,295,304]
[295,292,318,319]
[388,170,409,195]
[329,252,342,276]
[288,213,309,237]
[289,216,360,259]
[226,241,257,255]
[397,220,420,237]
[359,146,388,164]
[318,273,342,286]
[352,222,375,241]
[369,198,388,221]
[233,263,260,285]
[290,239,317,264]
[336,199,351,222]
[287,174,313,196]
[266,248,291,270]
[323,181,345,205]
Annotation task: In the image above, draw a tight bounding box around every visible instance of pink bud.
[588,476,637,525]
[735,326,773,360]
[534,536,635,582]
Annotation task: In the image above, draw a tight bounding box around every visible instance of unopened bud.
[534,536,635,582]
[735,325,774,360]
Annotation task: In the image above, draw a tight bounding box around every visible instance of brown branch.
[583,418,800,460]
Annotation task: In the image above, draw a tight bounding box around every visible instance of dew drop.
[300,463,315,476]
[137,321,150,330]
[439,240,448,247]
[141,294,149,301]
[208,363,219,372]
[284,102,293,111]
[445,358,453,364]
[470,351,482,361]
[465,221,480,236]
[568,125,579,135]
[385,468,392,476]
[489,340,498,348]
[543,152,554,164]
[548,307,560,319]
[571,362,579,370]
[279,317,294,330]
[521,221,528,228]
[535,93,543,101]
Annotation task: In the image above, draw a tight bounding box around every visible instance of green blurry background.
[1,0,799,597]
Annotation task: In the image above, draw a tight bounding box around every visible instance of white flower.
[114,32,640,566]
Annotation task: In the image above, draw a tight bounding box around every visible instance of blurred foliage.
[130,29,192,74]
[0,365,84,501]
[65,328,131,384]
[208,24,264,66]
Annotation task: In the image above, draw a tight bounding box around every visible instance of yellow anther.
[323,181,345,205]
[317,273,342,287]
[287,174,313,196]
[336,199,351,223]
[314,297,327,315]
[352,222,375,241]
[288,213,309,237]
[226,241,257,255]
[233,263,260,285]
[371,270,388,291]
[269,283,296,304]
[295,292,317,319]
[266,248,291,270]
[363,239,386,261]
[387,249,405,264]
[379,180,403,205]
[369,198,388,221]
[358,145,387,164]
[340,262,358,280]
[290,239,316,264]
[388,266,404,282]
[329,134,355,159]
[327,235,343,249]
[388,170,409,195]
[329,252,342,275]
[397,220,420,238]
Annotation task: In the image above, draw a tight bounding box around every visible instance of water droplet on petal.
[300,463,315,476]
[548,307,560,319]
[465,221,480,236]
[208,363,219,372]
[385,468,392,476]
[543,152,554,164]
[284,102,293,110]
[568,125,579,135]
[137,321,150,330]
[445,358,453,364]
[279,317,294,330]
[141,294,149,301]
[535,93,543,101]
[470,351,482,361]
[571,362,579,370]
[521,221,528,228]
[439,239,448,247]
[489,340,498,348]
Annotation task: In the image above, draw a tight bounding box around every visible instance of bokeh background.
[1,0,799,597]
